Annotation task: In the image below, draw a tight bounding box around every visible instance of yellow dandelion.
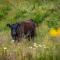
[49,28,57,37]
[57,28,60,36]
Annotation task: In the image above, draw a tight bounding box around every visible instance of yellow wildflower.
[49,28,57,37]
[57,28,60,36]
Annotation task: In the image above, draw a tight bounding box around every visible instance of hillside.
[0,0,60,31]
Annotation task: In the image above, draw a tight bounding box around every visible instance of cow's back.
[21,20,36,34]
[16,19,36,41]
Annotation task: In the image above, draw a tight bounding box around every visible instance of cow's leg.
[25,31,31,41]
[27,35,30,41]
[14,36,19,42]
[27,30,35,41]
[31,30,35,42]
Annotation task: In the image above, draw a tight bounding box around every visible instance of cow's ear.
[7,24,11,28]
[17,23,20,26]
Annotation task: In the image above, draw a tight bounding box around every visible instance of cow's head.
[7,23,20,40]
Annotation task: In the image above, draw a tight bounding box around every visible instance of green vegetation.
[0,0,60,60]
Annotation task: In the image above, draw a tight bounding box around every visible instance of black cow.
[7,19,36,42]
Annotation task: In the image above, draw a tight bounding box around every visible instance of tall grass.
[0,23,60,60]
[0,0,60,60]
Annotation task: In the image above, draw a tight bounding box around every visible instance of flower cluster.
[29,43,48,49]
[49,28,60,37]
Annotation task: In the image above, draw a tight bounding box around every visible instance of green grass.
[0,23,60,60]
[0,0,60,60]
[0,0,60,30]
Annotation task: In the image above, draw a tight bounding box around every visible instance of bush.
[14,9,27,20]
[0,5,12,19]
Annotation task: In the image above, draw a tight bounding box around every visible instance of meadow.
[0,0,60,60]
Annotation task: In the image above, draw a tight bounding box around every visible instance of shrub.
[0,5,12,19]
[15,9,27,20]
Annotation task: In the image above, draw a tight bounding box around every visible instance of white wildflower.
[33,43,39,48]
[44,46,47,48]
[35,45,38,48]
[29,46,33,49]
[42,44,47,48]
[4,47,7,50]
[11,40,14,43]
[30,47,33,49]
[33,43,37,47]
[38,44,42,47]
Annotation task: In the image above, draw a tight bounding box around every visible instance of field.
[0,0,60,60]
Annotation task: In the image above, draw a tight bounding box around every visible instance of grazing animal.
[7,23,19,41]
[7,19,36,42]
